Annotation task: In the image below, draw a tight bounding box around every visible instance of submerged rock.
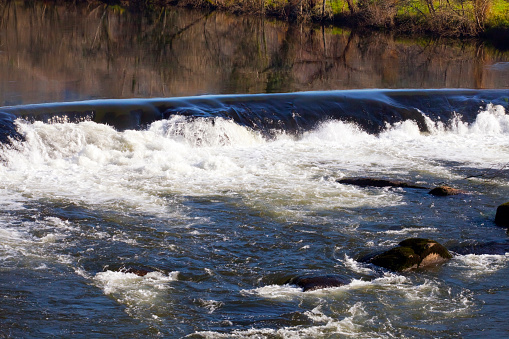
[337,177,427,189]
[495,202,509,227]
[104,264,157,277]
[428,185,466,196]
[287,274,349,292]
[368,238,452,272]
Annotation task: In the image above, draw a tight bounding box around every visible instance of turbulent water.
[1,90,509,338]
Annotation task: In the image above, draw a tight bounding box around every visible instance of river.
[1,2,509,338]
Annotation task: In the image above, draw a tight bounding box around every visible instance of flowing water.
[1,2,509,338]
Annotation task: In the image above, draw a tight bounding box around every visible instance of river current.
[1,90,509,337]
[1,2,509,338]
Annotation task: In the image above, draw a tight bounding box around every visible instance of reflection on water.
[0,2,508,106]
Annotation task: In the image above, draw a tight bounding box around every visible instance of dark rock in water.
[121,267,150,277]
[428,185,467,196]
[337,177,427,189]
[104,264,157,277]
[368,238,453,272]
[495,202,509,227]
[287,274,349,292]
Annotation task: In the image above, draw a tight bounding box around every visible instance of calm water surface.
[1,2,509,338]
[1,2,509,105]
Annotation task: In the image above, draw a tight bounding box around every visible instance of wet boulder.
[337,177,427,189]
[368,238,452,272]
[287,274,350,292]
[495,202,509,227]
[428,185,467,196]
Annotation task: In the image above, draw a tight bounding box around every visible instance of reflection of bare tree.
[473,42,486,89]
[0,2,508,105]
[293,29,360,87]
[0,1,10,26]
[263,24,299,92]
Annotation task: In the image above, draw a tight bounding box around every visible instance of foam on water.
[304,104,508,180]
[0,104,506,252]
[241,284,304,299]
[93,269,179,318]
[380,226,438,235]
[450,253,509,277]
[149,116,265,147]
[0,214,81,272]
[413,104,509,168]
[2,120,170,214]
[3,105,506,208]
[0,221,30,262]
[0,191,28,256]
[232,271,475,338]
[1,104,507,250]
[339,254,376,275]
[192,302,386,338]
[0,117,401,221]
[1,101,507,337]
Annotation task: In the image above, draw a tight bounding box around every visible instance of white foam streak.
[94,270,178,295]
[348,273,409,289]
[243,273,408,299]
[93,270,179,318]
[451,253,509,276]
[240,284,303,299]
[339,254,375,274]
[380,227,438,235]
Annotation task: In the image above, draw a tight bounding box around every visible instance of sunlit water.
[1,93,509,337]
[1,2,509,337]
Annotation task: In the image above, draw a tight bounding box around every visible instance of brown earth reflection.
[1,2,508,106]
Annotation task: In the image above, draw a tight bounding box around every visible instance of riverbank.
[33,0,509,39]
